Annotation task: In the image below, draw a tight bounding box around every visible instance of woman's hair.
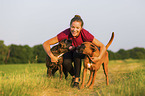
[70,15,84,27]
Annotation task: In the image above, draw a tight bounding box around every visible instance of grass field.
[0,59,145,96]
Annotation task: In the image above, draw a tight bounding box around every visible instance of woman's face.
[70,21,82,37]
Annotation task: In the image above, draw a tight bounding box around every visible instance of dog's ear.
[90,44,97,52]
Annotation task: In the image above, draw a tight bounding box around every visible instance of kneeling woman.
[43,15,106,88]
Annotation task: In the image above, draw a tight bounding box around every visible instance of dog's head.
[52,39,75,53]
[77,42,99,56]
[59,39,72,49]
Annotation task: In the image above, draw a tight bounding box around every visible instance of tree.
[23,45,33,63]
[117,49,130,59]
[0,40,9,64]
[129,47,145,59]
[7,44,33,64]
[33,44,46,63]
[1,40,145,64]
[108,50,116,60]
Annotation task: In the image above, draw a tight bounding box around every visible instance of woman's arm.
[43,36,59,62]
[91,38,106,62]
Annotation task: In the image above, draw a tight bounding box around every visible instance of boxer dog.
[46,39,75,80]
[77,32,114,89]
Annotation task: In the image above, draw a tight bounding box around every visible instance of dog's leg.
[58,65,63,80]
[102,61,109,85]
[52,67,58,76]
[80,68,87,89]
[89,71,97,89]
[47,68,52,77]
[86,70,93,87]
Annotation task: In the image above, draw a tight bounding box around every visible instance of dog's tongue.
[69,46,75,50]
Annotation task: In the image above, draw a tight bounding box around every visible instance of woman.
[43,15,106,88]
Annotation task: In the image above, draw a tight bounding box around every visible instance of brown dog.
[77,32,114,89]
[46,39,74,80]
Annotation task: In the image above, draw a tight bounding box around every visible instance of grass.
[0,59,145,96]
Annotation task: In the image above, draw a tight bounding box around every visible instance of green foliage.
[108,47,145,60]
[7,44,33,64]
[128,47,145,59]
[0,40,9,64]
[0,40,145,64]
[117,49,130,59]
[33,44,46,63]
[0,41,46,64]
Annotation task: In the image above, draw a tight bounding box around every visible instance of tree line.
[0,40,145,64]
[0,40,46,64]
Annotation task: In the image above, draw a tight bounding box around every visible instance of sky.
[0,0,145,52]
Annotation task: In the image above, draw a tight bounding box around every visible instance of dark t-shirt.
[57,28,94,47]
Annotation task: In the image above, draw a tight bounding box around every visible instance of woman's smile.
[70,21,82,37]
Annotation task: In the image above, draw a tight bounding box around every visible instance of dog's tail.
[105,32,114,50]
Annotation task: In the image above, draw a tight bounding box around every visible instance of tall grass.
[100,59,145,96]
[0,59,145,96]
[1,64,47,96]
[101,68,145,96]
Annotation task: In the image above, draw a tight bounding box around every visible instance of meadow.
[0,59,145,96]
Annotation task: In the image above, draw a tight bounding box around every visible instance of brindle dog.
[46,39,74,80]
[77,32,114,89]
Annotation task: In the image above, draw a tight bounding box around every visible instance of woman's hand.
[90,56,101,63]
[51,55,59,63]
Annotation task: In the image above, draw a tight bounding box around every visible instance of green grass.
[0,59,145,96]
